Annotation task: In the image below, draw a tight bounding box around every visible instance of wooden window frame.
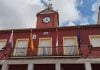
[39,38,52,47]
[89,35,100,47]
[13,38,29,56]
[63,36,79,55]
[63,36,78,47]
[38,37,52,55]
[0,39,7,50]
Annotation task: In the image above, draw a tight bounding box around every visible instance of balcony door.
[89,35,100,47]
[13,39,29,56]
[38,38,52,56]
[63,37,79,55]
[0,39,7,50]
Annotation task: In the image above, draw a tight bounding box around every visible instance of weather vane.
[41,0,53,10]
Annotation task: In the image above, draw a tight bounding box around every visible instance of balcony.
[10,46,81,58]
[38,47,52,56]
[12,48,27,57]
[63,46,80,56]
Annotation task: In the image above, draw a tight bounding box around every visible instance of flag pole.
[30,28,34,51]
[12,30,13,48]
[11,29,14,56]
[56,28,58,55]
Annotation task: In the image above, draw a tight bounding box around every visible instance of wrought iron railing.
[11,46,81,57]
[38,47,52,56]
[63,46,80,56]
[12,48,27,56]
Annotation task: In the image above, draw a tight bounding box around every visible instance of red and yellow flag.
[30,30,34,51]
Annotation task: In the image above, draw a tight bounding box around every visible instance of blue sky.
[76,0,97,24]
[78,0,95,16]
[0,0,99,29]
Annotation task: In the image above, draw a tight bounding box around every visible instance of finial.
[47,4,53,10]
[41,0,53,10]
[47,0,53,10]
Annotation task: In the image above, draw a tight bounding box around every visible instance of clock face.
[43,17,51,23]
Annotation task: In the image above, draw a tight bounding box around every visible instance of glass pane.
[15,48,26,56]
[38,39,52,55]
[16,40,28,48]
[14,39,28,56]
[40,39,51,47]
[64,47,78,55]
[64,38,76,46]
[0,41,6,50]
[38,47,52,56]
[63,37,79,55]
[90,37,100,47]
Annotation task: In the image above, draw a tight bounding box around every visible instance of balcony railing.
[11,46,81,57]
[37,46,80,56]
[63,46,79,56]
[12,48,27,57]
[38,47,52,56]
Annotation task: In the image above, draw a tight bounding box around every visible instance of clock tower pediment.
[36,9,59,29]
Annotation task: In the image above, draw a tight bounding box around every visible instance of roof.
[0,24,100,32]
[37,8,58,15]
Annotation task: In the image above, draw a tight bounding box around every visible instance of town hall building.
[0,3,100,70]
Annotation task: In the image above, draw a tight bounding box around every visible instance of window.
[63,37,79,55]
[91,64,100,70]
[89,35,100,47]
[13,39,29,56]
[0,39,7,50]
[38,38,52,56]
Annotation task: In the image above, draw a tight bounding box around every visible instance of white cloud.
[67,22,76,26]
[91,2,98,12]
[80,0,83,5]
[51,0,80,24]
[91,2,99,24]
[97,0,100,6]
[25,0,42,6]
[80,17,89,25]
[0,0,83,29]
[80,22,89,25]
[92,12,98,24]
[0,0,44,29]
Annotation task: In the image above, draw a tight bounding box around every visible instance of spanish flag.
[30,30,34,51]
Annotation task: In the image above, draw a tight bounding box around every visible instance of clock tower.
[36,4,59,28]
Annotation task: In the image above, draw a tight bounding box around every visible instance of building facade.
[0,6,100,70]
